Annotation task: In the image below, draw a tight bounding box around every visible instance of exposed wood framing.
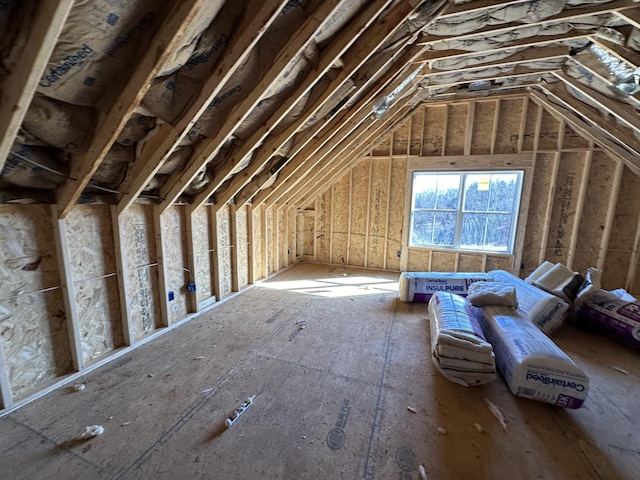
[567,149,592,267]
[627,206,640,291]
[111,207,134,346]
[158,0,343,213]
[116,0,290,215]
[597,158,624,269]
[229,204,239,293]
[0,0,73,173]
[56,0,206,218]
[247,205,255,285]
[51,205,83,371]
[193,0,401,212]
[209,206,222,302]
[153,206,171,328]
[184,211,199,313]
[0,339,12,409]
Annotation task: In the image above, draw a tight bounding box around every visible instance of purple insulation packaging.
[578,290,640,350]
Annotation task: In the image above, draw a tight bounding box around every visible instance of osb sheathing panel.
[545,152,589,265]
[252,208,263,280]
[315,192,330,264]
[217,206,232,298]
[192,207,212,303]
[331,174,350,264]
[162,206,189,324]
[392,119,409,155]
[470,101,496,155]
[572,151,616,275]
[603,165,640,288]
[494,98,524,154]
[409,109,423,155]
[485,255,514,272]
[302,214,314,257]
[277,207,286,270]
[0,205,71,399]
[431,251,457,271]
[289,207,297,264]
[521,99,539,152]
[537,108,561,151]
[445,103,467,156]
[458,253,484,272]
[423,105,445,156]
[65,206,123,364]
[367,158,390,269]
[236,206,249,290]
[266,207,274,276]
[348,159,370,266]
[122,206,160,339]
[371,132,391,157]
[562,123,590,150]
[385,158,406,271]
[407,248,430,271]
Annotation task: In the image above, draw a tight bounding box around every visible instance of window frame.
[409,169,524,254]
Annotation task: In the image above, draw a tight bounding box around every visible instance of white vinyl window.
[409,171,523,254]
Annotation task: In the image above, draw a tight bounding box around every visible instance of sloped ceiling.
[1,0,640,218]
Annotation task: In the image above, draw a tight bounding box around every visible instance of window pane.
[461,213,488,248]
[413,174,437,209]
[435,175,460,210]
[411,211,435,245]
[433,211,456,246]
[485,214,512,251]
[463,174,490,212]
[488,174,517,212]
[461,213,511,251]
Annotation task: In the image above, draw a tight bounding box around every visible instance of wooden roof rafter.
[199,0,439,213]
[54,0,207,218]
[154,0,345,214]
[115,0,293,215]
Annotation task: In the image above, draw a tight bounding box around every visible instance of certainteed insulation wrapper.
[476,305,589,408]
[488,270,569,334]
[399,272,493,302]
[428,292,496,387]
[578,290,640,350]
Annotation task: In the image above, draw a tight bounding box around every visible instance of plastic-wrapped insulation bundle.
[428,292,496,387]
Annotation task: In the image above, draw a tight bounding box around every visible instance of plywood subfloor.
[1,263,639,480]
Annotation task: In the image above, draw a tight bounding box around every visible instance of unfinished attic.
[2,0,640,478]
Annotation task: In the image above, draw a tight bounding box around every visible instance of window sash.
[410,170,523,253]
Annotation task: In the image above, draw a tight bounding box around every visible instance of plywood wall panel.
[385,239,401,271]
[410,108,424,155]
[521,99,539,152]
[431,251,457,271]
[470,101,496,155]
[392,120,409,155]
[602,166,640,288]
[0,205,71,400]
[236,206,249,290]
[572,151,615,275]
[367,159,390,269]
[252,208,263,280]
[485,255,513,272]
[349,235,366,267]
[332,174,350,239]
[407,248,429,271]
[372,133,391,156]
[544,152,588,265]
[266,207,274,276]
[423,105,445,156]
[217,206,232,298]
[445,103,467,156]
[192,207,212,304]
[315,192,331,264]
[302,213,314,257]
[494,98,524,154]
[562,123,590,150]
[458,253,484,272]
[537,108,561,150]
[122,205,160,339]
[162,206,189,323]
[520,153,555,275]
[331,232,348,265]
[66,206,123,364]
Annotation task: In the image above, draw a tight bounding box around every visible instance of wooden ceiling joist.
[54,0,206,218]
[155,0,344,214]
[0,0,74,174]
[115,0,292,215]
